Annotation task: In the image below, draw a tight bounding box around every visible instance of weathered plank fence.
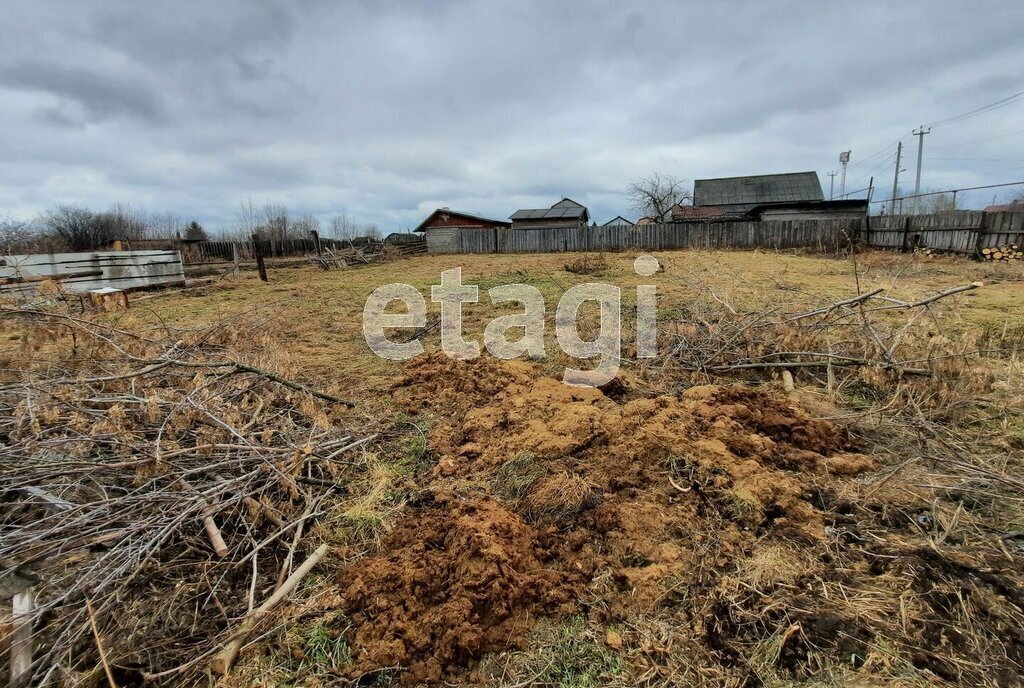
[425,213,1024,256]
[865,211,1024,254]
[188,238,353,263]
[428,219,861,254]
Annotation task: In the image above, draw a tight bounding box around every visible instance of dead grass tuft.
[564,252,609,275]
[520,471,597,524]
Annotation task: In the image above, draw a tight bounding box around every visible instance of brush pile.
[665,280,984,384]
[0,306,368,685]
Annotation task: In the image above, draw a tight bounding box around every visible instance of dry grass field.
[2,248,1023,687]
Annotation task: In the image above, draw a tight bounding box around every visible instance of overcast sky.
[2,1,1023,232]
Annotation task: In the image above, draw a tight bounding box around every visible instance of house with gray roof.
[511,198,590,230]
[676,171,865,222]
[693,172,824,216]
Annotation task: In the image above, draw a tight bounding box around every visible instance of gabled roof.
[510,206,589,221]
[602,215,634,226]
[414,208,512,232]
[694,172,824,207]
[551,197,585,209]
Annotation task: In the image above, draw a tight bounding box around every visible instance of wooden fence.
[864,211,1024,254]
[428,219,861,254]
[426,213,1024,256]
[188,238,351,263]
[184,235,427,264]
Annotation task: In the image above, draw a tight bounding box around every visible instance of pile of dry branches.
[0,305,370,685]
[664,280,985,383]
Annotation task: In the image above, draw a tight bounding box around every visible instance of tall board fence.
[864,211,1024,254]
[428,219,861,255]
[426,213,1024,256]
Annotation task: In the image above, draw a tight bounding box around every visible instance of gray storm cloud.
[1,0,1022,229]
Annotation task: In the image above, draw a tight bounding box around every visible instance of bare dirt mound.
[337,496,579,684]
[335,354,876,681]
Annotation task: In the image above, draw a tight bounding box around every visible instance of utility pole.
[839,151,851,197]
[912,126,930,213]
[827,170,837,200]
[890,141,903,215]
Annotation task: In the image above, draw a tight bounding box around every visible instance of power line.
[833,185,872,200]
[869,179,1024,204]
[929,128,1024,151]
[847,135,909,170]
[925,157,1024,162]
[907,165,1024,185]
[924,89,1024,129]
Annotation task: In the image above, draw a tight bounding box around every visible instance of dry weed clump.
[564,252,610,275]
[520,471,597,524]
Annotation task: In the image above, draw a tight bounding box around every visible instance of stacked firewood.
[981,244,1023,261]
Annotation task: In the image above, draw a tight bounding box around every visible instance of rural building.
[602,216,634,227]
[413,208,511,254]
[510,198,590,230]
[689,171,825,220]
[413,208,511,233]
[677,171,865,222]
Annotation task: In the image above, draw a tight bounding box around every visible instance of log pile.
[0,307,370,684]
[981,244,1023,261]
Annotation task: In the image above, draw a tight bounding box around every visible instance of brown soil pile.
[338,497,578,683]
[338,353,875,682]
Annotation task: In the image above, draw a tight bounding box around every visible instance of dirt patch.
[335,354,876,680]
[337,496,578,683]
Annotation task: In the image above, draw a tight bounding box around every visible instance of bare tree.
[293,212,321,238]
[914,189,957,214]
[40,205,97,250]
[234,198,259,239]
[259,203,290,240]
[0,216,34,254]
[330,214,358,240]
[148,211,184,238]
[628,173,691,222]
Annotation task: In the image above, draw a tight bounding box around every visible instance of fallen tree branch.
[864,282,982,312]
[211,543,329,675]
[785,287,885,322]
[700,359,931,375]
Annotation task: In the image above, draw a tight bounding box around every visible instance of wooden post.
[9,590,33,687]
[900,217,911,253]
[252,233,268,282]
[973,211,989,260]
[310,230,322,257]
[231,242,240,276]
